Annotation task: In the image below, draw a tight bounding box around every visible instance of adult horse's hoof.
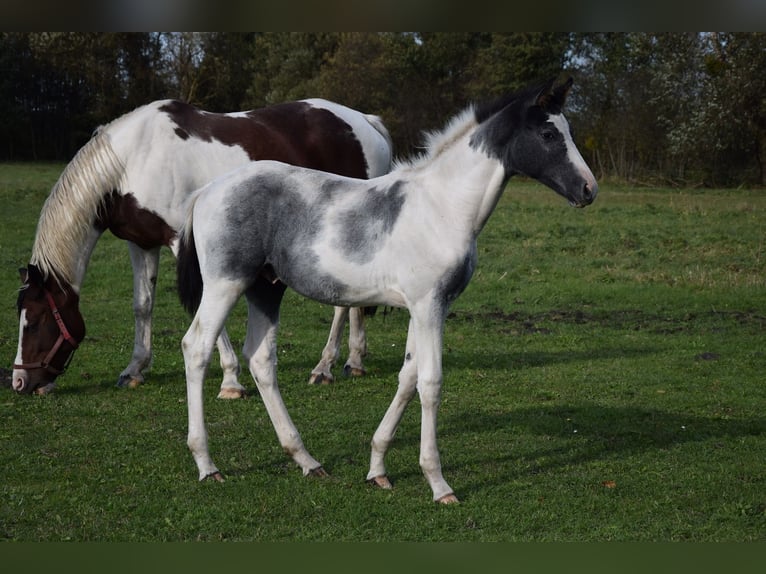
[436,493,459,504]
[116,374,142,389]
[308,372,333,385]
[367,475,393,490]
[217,387,246,399]
[343,364,366,378]
[33,382,56,395]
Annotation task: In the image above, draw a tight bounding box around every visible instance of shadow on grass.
[437,402,766,499]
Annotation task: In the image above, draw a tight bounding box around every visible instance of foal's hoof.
[217,387,246,399]
[308,372,333,385]
[367,475,393,490]
[205,471,225,483]
[308,466,329,477]
[436,493,460,504]
[343,364,367,378]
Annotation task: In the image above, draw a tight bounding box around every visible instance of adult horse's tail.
[176,201,203,316]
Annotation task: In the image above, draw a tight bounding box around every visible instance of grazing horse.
[176,77,597,503]
[12,98,392,396]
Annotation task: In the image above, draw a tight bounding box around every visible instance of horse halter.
[14,288,79,375]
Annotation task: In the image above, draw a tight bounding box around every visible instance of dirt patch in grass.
[449,308,766,335]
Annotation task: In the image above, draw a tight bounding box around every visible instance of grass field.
[1,162,765,541]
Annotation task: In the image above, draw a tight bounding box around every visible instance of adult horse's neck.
[30,129,123,293]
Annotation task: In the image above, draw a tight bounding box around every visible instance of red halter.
[14,289,79,375]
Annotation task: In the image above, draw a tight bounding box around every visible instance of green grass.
[1,163,765,541]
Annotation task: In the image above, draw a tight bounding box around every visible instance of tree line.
[1,32,764,187]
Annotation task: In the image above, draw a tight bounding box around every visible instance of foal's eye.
[541,131,556,142]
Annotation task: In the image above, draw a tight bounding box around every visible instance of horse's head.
[12,265,85,395]
[475,76,598,208]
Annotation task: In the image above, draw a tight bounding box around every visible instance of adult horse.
[176,77,598,503]
[12,98,392,396]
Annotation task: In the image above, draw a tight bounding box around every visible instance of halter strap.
[14,289,79,375]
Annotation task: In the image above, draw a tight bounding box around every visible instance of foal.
[177,77,597,502]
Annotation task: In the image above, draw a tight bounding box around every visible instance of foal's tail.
[176,201,204,316]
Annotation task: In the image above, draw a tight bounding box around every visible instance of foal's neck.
[423,130,508,237]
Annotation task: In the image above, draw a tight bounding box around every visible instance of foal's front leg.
[413,310,457,504]
[368,319,418,489]
[368,306,458,503]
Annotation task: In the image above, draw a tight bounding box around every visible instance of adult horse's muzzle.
[12,367,57,395]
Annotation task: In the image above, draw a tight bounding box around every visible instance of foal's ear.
[19,267,28,284]
[535,76,573,111]
[533,77,558,109]
[551,77,574,107]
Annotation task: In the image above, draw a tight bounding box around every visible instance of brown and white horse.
[13,98,392,396]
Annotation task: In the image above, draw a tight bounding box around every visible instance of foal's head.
[13,265,85,394]
[474,77,598,208]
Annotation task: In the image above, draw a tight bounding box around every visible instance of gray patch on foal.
[334,180,406,265]
[220,172,351,305]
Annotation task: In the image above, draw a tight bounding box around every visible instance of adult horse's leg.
[309,306,368,384]
[367,317,419,490]
[120,243,244,397]
[308,306,348,384]
[117,243,159,388]
[215,327,246,399]
[343,306,368,377]
[245,279,325,476]
[182,280,242,481]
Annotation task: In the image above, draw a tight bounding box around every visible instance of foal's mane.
[392,107,478,171]
[30,127,125,286]
[393,80,548,171]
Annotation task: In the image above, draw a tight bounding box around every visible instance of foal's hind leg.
[246,280,325,475]
[183,280,243,481]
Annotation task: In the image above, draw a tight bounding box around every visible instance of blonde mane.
[30,128,125,285]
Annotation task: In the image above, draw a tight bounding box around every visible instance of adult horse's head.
[473,76,598,208]
[12,265,85,395]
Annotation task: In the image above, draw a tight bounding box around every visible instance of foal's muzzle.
[572,180,598,208]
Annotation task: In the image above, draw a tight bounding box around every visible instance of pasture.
[1,162,765,541]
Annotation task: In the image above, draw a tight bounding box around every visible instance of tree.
[247,33,341,107]
[698,32,766,185]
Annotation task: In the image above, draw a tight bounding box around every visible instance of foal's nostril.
[582,181,598,204]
